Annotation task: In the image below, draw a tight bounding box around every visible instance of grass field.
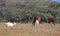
[0,22,60,36]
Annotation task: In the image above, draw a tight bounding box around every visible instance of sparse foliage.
[0,0,60,23]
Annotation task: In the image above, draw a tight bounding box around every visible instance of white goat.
[5,22,16,29]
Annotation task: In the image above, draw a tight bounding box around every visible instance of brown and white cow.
[32,16,41,26]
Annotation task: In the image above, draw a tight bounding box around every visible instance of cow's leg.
[52,21,55,25]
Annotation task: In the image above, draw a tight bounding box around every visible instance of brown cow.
[48,17,55,25]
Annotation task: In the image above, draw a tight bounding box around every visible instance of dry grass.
[0,22,60,36]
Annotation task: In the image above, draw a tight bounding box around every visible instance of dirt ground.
[0,22,60,36]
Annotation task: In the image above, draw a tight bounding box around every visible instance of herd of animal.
[32,16,55,26]
[5,16,56,29]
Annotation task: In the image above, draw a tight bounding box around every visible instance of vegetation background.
[0,0,60,23]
